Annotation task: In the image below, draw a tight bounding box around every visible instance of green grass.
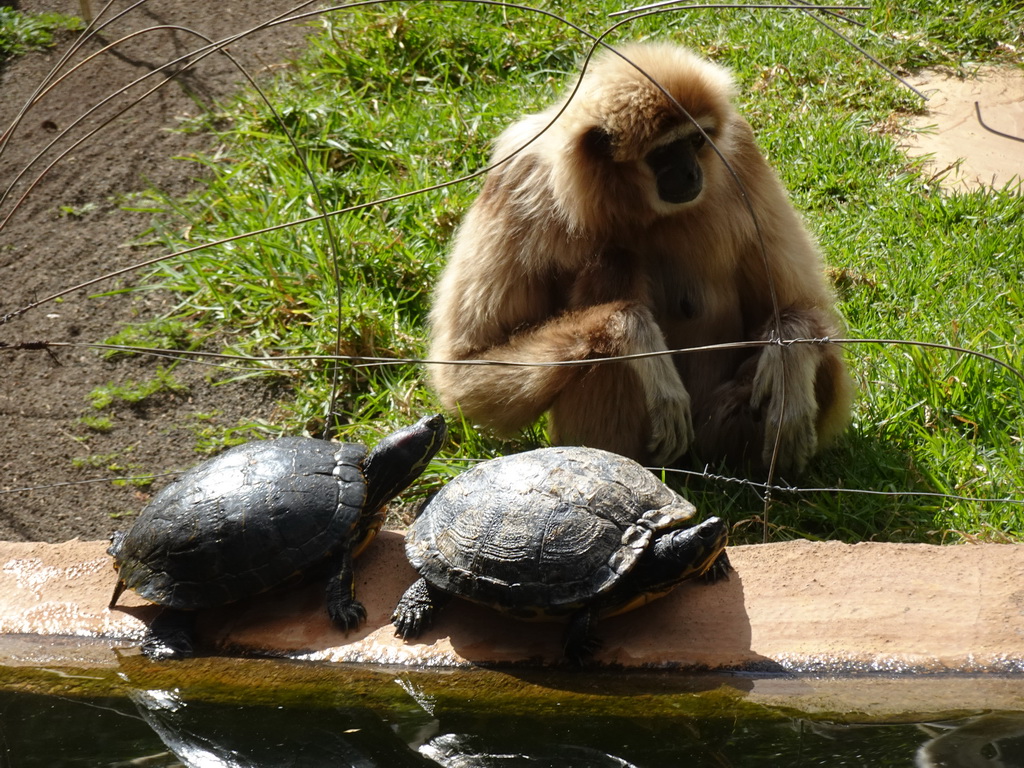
[87,367,188,410]
[0,7,81,63]
[126,0,1024,543]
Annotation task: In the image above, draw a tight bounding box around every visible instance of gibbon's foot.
[751,343,820,474]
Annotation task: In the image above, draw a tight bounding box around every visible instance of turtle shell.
[109,437,368,610]
[405,446,697,618]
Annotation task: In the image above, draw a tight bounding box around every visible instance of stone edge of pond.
[0,534,1023,719]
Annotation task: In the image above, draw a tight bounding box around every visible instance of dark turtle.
[109,413,447,660]
[391,445,730,662]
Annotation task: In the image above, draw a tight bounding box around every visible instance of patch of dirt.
[901,65,1024,191]
[0,1,316,541]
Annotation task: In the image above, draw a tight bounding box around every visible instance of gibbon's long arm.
[430,253,694,464]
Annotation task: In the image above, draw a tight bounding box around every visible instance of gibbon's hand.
[632,353,694,465]
[750,342,820,474]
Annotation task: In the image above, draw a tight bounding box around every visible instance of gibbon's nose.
[657,166,703,204]
[646,137,704,204]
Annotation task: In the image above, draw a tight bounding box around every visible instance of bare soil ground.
[0,1,315,541]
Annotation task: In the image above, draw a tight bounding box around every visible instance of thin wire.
[658,465,1024,506]
[2,0,842,323]
[0,473,182,495]
[6,335,1022,385]
[0,0,142,150]
[609,2,867,17]
[782,0,925,99]
[0,2,322,221]
[0,0,604,325]
[5,456,1022,504]
[975,101,1024,144]
[787,0,866,27]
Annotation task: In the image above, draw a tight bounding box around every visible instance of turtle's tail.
[108,579,127,610]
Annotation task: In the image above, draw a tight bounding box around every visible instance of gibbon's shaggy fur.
[428,42,853,474]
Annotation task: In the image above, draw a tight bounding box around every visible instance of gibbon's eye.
[582,126,615,159]
[645,135,704,205]
[690,131,707,150]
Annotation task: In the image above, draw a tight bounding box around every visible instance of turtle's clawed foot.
[392,578,443,640]
[142,610,196,660]
[328,598,367,631]
[564,636,602,667]
[702,550,733,584]
[325,550,367,631]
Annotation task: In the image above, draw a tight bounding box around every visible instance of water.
[0,688,983,767]
[3,658,1024,767]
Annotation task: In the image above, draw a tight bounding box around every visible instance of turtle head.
[361,413,448,514]
[644,516,730,591]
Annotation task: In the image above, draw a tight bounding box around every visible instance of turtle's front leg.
[142,609,196,660]
[392,578,450,639]
[325,548,367,631]
[702,550,733,584]
[563,608,602,665]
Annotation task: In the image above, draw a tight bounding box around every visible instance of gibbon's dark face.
[645,130,706,205]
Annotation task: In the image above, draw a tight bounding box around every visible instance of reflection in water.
[129,687,433,767]
[2,683,1024,766]
[916,713,1024,768]
[420,732,637,767]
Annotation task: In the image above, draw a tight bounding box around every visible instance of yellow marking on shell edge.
[602,543,725,619]
[601,586,674,619]
[351,512,385,557]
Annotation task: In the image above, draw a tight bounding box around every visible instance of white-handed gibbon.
[428,42,853,474]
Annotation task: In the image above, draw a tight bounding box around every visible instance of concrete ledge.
[1,534,1023,672]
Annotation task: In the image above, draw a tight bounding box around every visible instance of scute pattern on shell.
[112,437,368,609]
[406,446,696,616]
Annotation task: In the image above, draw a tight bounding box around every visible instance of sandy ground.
[2,533,1023,673]
[901,66,1024,191]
